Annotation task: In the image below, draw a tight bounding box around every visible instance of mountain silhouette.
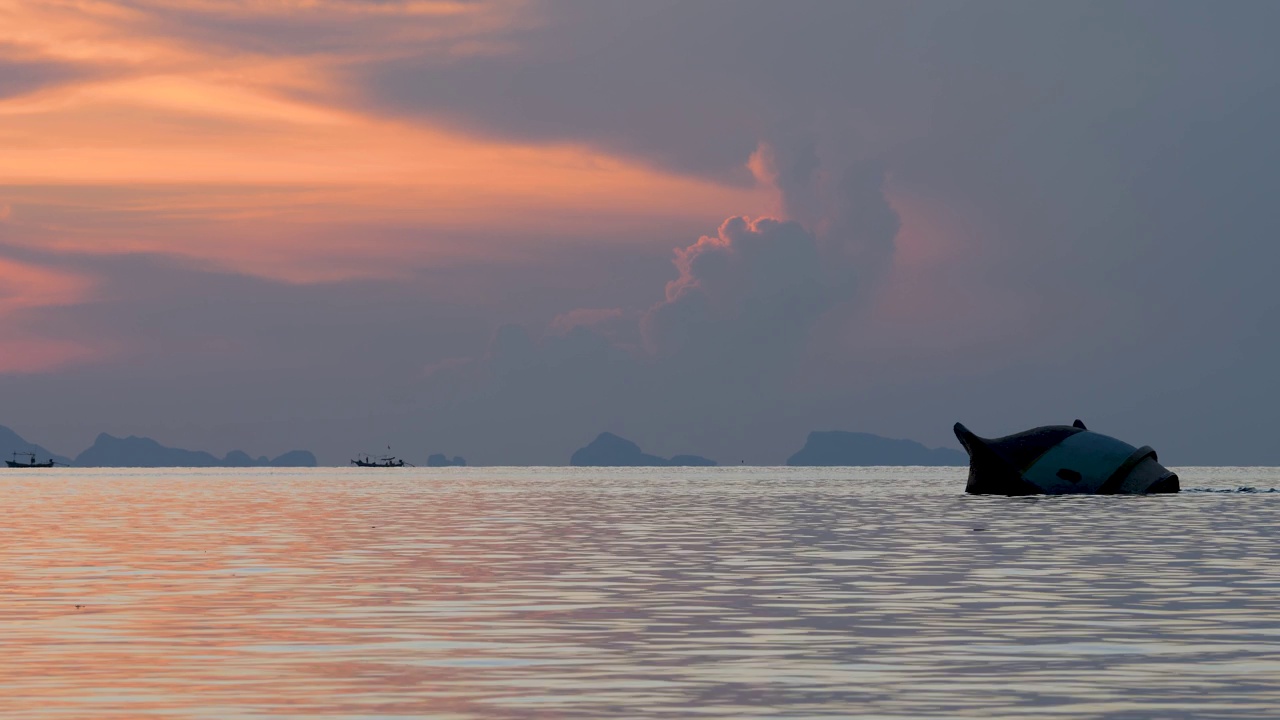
[74,433,316,468]
[786,431,966,466]
[570,432,717,466]
[266,450,317,467]
[0,424,72,465]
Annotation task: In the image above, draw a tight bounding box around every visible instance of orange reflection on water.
[1,467,1279,718]
[0,470,498,717]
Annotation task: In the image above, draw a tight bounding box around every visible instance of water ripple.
[0,466,1277,718]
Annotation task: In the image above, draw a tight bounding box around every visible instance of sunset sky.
[2,0,1278,464]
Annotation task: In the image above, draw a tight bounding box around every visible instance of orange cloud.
[0,0,766,283]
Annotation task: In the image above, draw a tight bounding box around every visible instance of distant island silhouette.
[427,453,467,467]
[0,425,72,466]
[5,423,968,468]
[75,433,317,468]
[4,425,318,468]
[786,431,966,466]
[570,432,717,466]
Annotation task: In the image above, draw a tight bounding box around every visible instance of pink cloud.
[0,337,99,374]
[0,256,92,314]
[0,256,106,373]
[549,307,624,335]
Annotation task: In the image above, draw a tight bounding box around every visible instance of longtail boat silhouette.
[350,447,413,468]
[5,452,62,469]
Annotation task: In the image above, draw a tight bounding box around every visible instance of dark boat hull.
[6,460,54,468]
[954,420,1178,495]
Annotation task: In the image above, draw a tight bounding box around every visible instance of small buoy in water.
[954,419,1179,495]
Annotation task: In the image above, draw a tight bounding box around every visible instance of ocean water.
[1,467,1278,719]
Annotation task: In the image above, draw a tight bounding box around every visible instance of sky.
[2,0,1278,465]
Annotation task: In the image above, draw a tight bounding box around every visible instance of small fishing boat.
[350,448,413,468]
[6,452,57,468]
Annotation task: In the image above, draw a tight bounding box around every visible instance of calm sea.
[1,467,1277,719]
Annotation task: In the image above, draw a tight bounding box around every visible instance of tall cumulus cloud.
[643,140,900,363]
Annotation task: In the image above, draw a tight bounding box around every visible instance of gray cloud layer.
[6,1,1280,464]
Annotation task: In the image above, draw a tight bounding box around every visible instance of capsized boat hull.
[954,420,1179,495]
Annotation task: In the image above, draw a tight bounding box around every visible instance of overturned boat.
[954,420,1178,495]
